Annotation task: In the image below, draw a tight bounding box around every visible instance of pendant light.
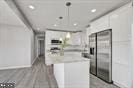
[66,2,71,39]
[66,32,71,39]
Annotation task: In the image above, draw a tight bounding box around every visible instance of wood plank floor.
[90,74,119,88]
[0,57,119,88]
[0,57,58,88]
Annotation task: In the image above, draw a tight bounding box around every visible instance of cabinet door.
[110,4,132,42]
[110,3,133,88]
[90,15,110,33]
[70,32,81,45]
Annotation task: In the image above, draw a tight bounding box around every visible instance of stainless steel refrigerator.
[89,29,112,83]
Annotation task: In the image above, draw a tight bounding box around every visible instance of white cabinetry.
[45,31,82,46]
[70,32,81,45]
[110,4,132,42]
[110,3,133,88]
[90,15,110,33]
[45,31,83,65]
[87,2,133,88]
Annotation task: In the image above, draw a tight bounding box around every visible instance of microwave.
[51,39,62,44]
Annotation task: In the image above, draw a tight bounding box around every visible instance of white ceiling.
[0,0,25,26]
[14,0,130,31]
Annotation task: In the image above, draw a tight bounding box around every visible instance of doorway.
[38,40,45,57]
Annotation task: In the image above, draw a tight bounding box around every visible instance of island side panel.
[54,63,65,88]
[64,61,90,88]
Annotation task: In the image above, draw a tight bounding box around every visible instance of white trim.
[114,81,127,88]
[0,65,31,70]
[32,57,38,65]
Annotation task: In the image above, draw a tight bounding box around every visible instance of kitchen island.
[45,52,90,88]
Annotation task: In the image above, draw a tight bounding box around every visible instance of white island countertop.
[45,52,90,65]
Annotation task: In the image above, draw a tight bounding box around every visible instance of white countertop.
[45,52,90,65]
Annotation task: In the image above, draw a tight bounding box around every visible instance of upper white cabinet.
[110,3,132,42]
[45,31,66,50]
[70,32,81,45]
[45,31,82,47]
[90,15,110,33]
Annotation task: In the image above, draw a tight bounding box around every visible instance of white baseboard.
[114,81,127,88]
[32,57,38,65]
[0,58,38,70]
[0,65,31,70]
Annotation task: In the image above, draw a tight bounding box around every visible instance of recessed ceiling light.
[54,24,57,27]
[74,23,77,26]
[37,28,40,30]
[91,9,96,13]
[29,5,35,10]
